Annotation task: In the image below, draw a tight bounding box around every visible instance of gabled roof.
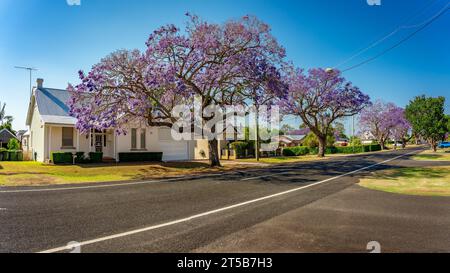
[0,128,18,143]
[284,134,306,141]
[26,87,77,126]
[273,134,306,143]
[286,128,310,136]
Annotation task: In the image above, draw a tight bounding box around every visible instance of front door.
[95,135,103,153]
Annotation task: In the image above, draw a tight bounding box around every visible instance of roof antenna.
[14,66,38,98]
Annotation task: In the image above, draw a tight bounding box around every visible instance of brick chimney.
[37,78,44,88]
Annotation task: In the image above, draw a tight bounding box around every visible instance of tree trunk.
[379,137,385,150]
[317,135,326,157]
[255,113,260,162]
[431,139,437,152]
[208,139,221,167]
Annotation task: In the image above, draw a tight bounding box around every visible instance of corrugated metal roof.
[35,87,71,117]
[35,88,76,125]
[0,129,18,143]
[284,135,306,141]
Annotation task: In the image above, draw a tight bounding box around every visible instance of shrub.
[349,136,362,146]
[75,152,89,164]
[51,152,74,164]
[118,152,163,162]
[230,141,249,157]
[7,138,20,150]
[89,152,103,163]
[364,144,381,152]
[303,133,318,148]
[283,146,310,156]
[303,132,336,148]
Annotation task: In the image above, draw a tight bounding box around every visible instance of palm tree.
[0,101,5,125]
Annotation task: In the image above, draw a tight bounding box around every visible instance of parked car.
[438,141,450,148]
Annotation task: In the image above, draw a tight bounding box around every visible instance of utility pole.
[352,115,355,154]
[14,66,37,97]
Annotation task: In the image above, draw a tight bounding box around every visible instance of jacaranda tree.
[390,108,411,149]
[282,68,370,157]
[68,14,286,167]
[239,55,288,161]
[359,100,405,150]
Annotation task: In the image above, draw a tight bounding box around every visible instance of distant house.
[360,131,376,144]
[334,136,349,146]
[0,128,18,149]
[25,78,224,163]
[276,128,310,148]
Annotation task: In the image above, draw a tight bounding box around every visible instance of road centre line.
[38,149,419,253]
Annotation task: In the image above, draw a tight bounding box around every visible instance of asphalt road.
[1,147,449,253]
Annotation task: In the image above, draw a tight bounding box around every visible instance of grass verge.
[0,161,248,187]
[412,148,450,161]
[359,166,450,197]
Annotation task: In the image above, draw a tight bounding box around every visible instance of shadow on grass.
[369,166,449,180]
[52,161,212,169]
[414,154,443,160]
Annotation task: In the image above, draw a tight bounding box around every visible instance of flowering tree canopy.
[389,107,411,148]
[359,100,407,149]
[282,68,370,157]
[68,14,286,166]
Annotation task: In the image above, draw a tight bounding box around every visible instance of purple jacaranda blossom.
[68,14,286,167]
[281,68,370,157]
[359,100,410,149]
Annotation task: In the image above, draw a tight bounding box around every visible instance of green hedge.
[119,152,163,162]
[89,152,103,163]
[283,144,382,157]
[230,142,249,157]
[51,152,74,164]
[282,146,310,156]
[51,152,103,164]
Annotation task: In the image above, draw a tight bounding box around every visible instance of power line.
[341,3,449,73]
[334,0,439,69]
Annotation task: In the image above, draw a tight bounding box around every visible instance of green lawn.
[359,166,450,196]
[412,149,450,161]
[0,161,232,187]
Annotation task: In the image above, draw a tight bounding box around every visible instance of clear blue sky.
[1,0,449,131]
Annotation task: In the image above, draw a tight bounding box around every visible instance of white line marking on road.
[0,208,6,211]
[38,149,419,253]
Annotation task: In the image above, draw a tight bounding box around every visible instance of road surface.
[1,147,450,253]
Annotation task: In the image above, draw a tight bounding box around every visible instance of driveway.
[1,147,449,253]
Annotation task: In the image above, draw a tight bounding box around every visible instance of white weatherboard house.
[26,79,216,163]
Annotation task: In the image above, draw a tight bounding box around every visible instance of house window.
[131,128,137,149]
[140,129,146,149]
[62,127,74,147]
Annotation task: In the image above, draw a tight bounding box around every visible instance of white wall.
[29,103,45,162]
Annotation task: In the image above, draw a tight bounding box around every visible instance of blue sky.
[1,0,449,132]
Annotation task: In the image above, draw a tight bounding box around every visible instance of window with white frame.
[62,127,74,147]
[131,128,137,149]
[140,129,146,149]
